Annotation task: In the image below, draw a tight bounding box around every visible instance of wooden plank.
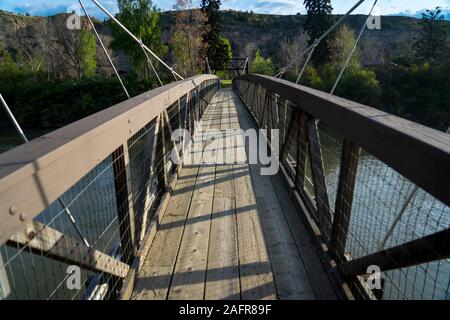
[330,140,360,260]
[234,75,450,208]
[236,86,342,300]
[139,116,160,243]
[339,228,450,277]
[168,199,213,300]
[239,99,317,300]
[232,92,277,300]
[120,151,184,300]
[132,91,220,300]
[205,91,240,300]
[295,112,308,189]
[307,121,333,240]
[7,221,129,278]
[132,151,200,300]
[205,197,240,299]
[270,173,338,300]
[168,138,216,299]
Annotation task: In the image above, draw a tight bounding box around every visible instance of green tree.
[251,49,274,75]
[201,0,226,66]
[111,0,167,79]
[0,42,19,74]
[303,0,334,66]
[328,25,360,68]
[413,7,449,62]
[79,30,97,77]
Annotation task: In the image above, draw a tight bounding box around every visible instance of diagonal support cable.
[295,39,319,84]
[139,39,163,86]
[0,94,91,248]
[275,0,367,78]
[89,0,184,81]
[330,0,378,95]
[78,0,130,99]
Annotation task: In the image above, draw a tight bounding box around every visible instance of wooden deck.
[131,89,338,300]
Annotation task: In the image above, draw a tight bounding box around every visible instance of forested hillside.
[0,9,449,131]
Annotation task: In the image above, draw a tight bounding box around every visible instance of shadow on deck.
[131,89,340,300]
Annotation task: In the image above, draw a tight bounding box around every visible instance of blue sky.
[1,0,450,18]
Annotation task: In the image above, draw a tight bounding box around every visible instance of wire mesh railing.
[233,75,450,300]
[0,75,219,300]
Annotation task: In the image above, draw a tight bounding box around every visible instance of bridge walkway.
[131,89,338,300]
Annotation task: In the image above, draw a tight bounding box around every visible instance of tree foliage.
[413,7,449,62]
[300,26,381,107]
[201,0,231,68]
[79,30,97,78]
[327,25,359,68]
[170,0,209,77]
[303,0,334,66]
[111,0,167,79]
[251,49,274,75]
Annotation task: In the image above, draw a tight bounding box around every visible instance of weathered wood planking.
[233,92,277,300]
[205,197,240,299]
[167,93,221,300]
[236,96,317,300]
[132,92,221,300]
[132,89,339,300]
[206,98,240,299]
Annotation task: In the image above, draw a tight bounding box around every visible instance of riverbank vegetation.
[0,2,448,131]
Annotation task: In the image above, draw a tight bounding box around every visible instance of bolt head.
[9,206,17,215]
[19,212,27,222]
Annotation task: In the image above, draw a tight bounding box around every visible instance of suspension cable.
[89,0,184,80]
[206,57,212,74]
[78,0,130,99]
[275,0,367,78]
[295,39,319,84]
[330,0,378,95]
[139,39,163,86]
[0,94,91,248]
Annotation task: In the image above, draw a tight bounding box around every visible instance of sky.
[1,0,450,18]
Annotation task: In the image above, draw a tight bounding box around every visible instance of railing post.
[295,112,308,189]
[307,120,333,240]
[139,116,160,243]
[160,114,169,188]
[330,139,360,260]
[112,144,136,265]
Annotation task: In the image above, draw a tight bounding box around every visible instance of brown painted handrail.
[0,75,219,245]
[234,74,450,209]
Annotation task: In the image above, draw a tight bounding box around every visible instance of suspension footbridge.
[0,0,449,300]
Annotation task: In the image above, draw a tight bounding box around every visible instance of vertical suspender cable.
[0,94,91,248]
[139,39,163,86]
[275,0,367,78]
[330,0,378,95]
[89,0,184,80]
[78,0,130,99]
[295,39,319,84]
